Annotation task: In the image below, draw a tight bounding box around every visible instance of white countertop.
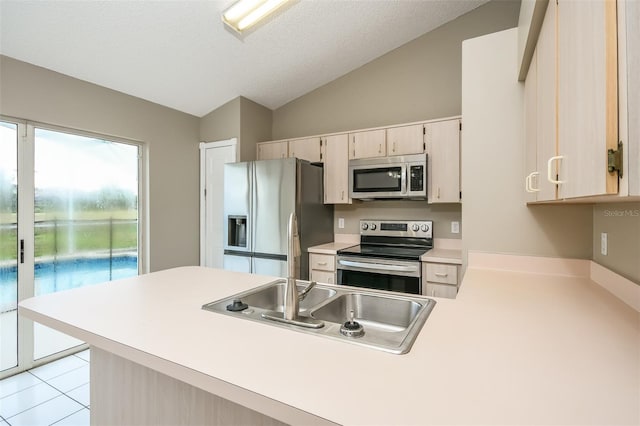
[308,242,356,254]
[421,248,462,264]
[19,266,640,425]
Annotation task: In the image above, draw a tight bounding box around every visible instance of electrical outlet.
[338,218,345,229]
[451,221,460,234]
[601,232,608,256]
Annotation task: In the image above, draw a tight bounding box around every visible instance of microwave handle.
[401,164,408,195]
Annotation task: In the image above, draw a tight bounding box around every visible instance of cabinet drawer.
[309,254,335,272]
[310,270,335,285]
[424,263,458,285]
[424,282,457,299]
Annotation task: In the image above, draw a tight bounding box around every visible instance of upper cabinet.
[556,0,618,199]
[257,141,288,160]
[524,0,638,202]
[386,124,425,156]
[323,134,351,204]
[425,119,460,203]
[349,129,386,159]
[289,137,322,163]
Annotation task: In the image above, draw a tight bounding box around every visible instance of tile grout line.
[0,373,45,400]
[49,407,86,426]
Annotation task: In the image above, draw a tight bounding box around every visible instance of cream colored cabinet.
[422,262,459,299]
[348,129,386,159]
[257,141,288,160]
[386,124,425,156]
[289,137,322,163]
[525,0,621,201]
[322,134,351,204]
[425,119,460,203]
[556,0,619,199]
[524,0,557,202]
[309,253,336,284]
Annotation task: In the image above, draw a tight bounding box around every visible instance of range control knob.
[421,224,430,232]
[370,223,377,230]
[361,223,369,231]
[411,224,420,232]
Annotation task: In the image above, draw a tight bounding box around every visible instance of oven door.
[336,256,421,295]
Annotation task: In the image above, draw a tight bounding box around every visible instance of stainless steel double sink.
[202,280,436,354]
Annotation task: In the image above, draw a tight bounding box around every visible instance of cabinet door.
[524,48,539,202]
[424,283,458,299]
[557,0,618,198]
[310,270,335,285]
[536,0,558,201]
[289,137,322,163]
[349,129,386,159]
[323,134,351,204]
[425,119,460,203]
[386,124,424,156]
[257,141,288,160]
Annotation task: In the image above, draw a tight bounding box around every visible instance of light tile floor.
[0,351,90,426]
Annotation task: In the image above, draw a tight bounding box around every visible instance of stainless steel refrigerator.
[223,158,334,279]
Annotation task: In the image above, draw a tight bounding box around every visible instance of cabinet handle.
[547,156,565,184]
[378,144,382,154]
[525,172,540,193]
[341,190,344,200]
[435,273,448,277]
[431,289,435,297]
[437,187,440,199]
[393,141,396,152]
[317,262,328,266]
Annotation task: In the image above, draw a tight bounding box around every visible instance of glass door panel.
[0,122,18,372]
[33,128,139,359]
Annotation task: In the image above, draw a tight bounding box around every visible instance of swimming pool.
[0,255,138,312]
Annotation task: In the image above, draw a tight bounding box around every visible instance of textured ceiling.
[0,0,489,117]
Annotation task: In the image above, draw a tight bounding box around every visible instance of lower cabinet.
[309,253,336,284]
[422,262,459,298]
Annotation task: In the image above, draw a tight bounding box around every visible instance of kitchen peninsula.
[19,262,639,425]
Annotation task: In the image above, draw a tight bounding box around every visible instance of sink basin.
[241,281,336,313]
[310,293,422,333]
[202,279,436,354]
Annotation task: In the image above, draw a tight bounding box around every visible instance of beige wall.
[335,202,461,239]
[0,55,201,272]
[199,97,240,143]
[592,203,640,284]
[239,97,272,162]
[461,29,593,269]
[271,0,521,140]
[199,96,272,162]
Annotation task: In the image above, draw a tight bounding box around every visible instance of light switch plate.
[601,232,607,256]
[338,218,345,229]
[451,221,460,234]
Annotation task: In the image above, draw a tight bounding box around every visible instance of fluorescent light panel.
[223,0,290,32]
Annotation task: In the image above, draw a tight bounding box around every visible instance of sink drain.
[340,310,364,338]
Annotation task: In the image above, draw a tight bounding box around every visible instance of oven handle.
[337,259,418,273]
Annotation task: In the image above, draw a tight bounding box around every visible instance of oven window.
[353,167,402,192]
[338,269,420,295]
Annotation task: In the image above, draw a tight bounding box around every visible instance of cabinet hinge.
[423,142,426,151]
[320,153,323,161]
[459,122,462,131]
[204,188,207,197]
[423,127,426,135]
[607,141,623,177]
[459,191,462,200]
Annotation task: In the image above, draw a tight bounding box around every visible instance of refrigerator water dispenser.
[228,216,247,247]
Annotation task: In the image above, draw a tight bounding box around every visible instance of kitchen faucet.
[282,212,321,327]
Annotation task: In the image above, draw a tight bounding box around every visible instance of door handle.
[20,239,24,264]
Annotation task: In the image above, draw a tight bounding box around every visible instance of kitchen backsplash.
[334,201,461,239]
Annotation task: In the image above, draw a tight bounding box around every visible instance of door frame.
[199,138,238,267]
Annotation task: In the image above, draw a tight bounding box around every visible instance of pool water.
[0,256,138,311]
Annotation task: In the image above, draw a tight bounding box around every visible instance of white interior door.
[200,139,237,268]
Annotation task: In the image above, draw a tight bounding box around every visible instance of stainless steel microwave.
[349,154,427,200]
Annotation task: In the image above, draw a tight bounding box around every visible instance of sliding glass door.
[0,120,142,376]
[0,122,19,373]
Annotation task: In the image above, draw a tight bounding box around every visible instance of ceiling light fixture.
[222,0,290,33]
